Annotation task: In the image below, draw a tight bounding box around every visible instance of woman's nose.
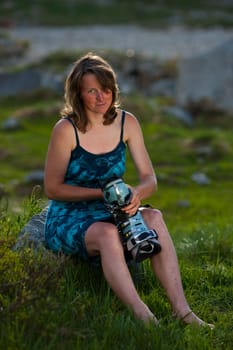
[96,90,104,101]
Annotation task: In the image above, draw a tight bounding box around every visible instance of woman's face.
[80,73,113,115]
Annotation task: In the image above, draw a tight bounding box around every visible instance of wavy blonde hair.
[60,52,120,132]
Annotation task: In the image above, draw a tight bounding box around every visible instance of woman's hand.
[121,186,141,216]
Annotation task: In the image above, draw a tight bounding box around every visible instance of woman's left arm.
[123,112,157,214]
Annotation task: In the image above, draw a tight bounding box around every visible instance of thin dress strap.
[120,110,126,141]
[64,112,125,146]
[63,117,79,146]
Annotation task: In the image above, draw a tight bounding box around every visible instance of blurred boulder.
[24,170,44,184]
[0,36,29,62]
[176,199,191,208]
[1,117,22,131]
[13,172,44,196]
[191,172,211,185]
[0,69,64,97]
[149,79,176,98]
[176,39,233,114]
[161,106,193,126]
[13,206,48,251]
[0,69,42,96]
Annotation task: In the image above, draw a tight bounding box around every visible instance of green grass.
[0,202,232,349]
[0,0,233,28]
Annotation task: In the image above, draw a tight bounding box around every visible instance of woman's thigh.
[85,221,121,257]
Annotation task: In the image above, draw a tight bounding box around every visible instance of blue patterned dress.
[44,110,126,261]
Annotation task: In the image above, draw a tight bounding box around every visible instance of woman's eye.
[88,88,96,94]
[104,88,111,93]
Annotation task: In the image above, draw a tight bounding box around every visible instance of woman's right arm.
[44,119,102,201]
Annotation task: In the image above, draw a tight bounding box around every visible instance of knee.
[85,222,124,257]
[97,223,122,251]
[142,208,164,223]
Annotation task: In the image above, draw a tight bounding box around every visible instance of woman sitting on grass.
[44,52,214,328]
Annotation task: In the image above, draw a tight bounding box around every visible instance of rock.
[191,172,211,185]
[0,69,42,97]
[1,117,22,131]
[194,145,213,157]
[12,172,44,197]
[0,68,64,97]
[176,38,233,114]
[24,170,44,184]
[0,37,29,62]
[161,106,193,126]
[149,79,176,98]
[13,206,48,251]
[176,199,191,208]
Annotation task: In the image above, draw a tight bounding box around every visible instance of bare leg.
[85,221,158,324]
[142,208,214,328]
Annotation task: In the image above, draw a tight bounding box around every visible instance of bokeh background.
[0,2,233,350]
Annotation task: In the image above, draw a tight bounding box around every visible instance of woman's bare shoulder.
[50,118,77,148]
[120,110,142,141]
[52,117,75,134]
